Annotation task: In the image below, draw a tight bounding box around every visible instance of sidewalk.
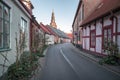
[30,47,48,80]
[74,46,120,76]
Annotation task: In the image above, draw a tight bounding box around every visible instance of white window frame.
[0,2,10,51]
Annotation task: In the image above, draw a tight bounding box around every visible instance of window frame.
[102,25,112,49]
[21,17,27,32]
[0,2,10,51]
[90,29,96,48]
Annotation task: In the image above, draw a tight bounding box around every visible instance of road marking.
[60,48,75,70]
[60,48,81,78]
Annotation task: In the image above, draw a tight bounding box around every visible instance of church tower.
[50,11,57,28]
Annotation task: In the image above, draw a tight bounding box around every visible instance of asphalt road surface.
[39,43,120,80]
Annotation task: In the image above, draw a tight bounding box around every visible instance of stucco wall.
[103,16,112,27]
[86,38,89,50]
[0,0,30,77]
[45,34,55,45]
[96,21,102,35]
[48,35,54,44]
[86,26,90,36]
[96,37,102,53]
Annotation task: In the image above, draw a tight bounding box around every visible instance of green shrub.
[7,52,38,80]
[7,45,48,80]
[99,56,118,65]
[100,40,120,65]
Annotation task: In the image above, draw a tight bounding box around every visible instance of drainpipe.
[114,16,118,43]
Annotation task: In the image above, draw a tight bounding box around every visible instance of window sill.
[0,49,11,52]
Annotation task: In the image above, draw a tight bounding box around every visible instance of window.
[90,30,95,47]
[0,2,10,50]
[103,26,112,48]
[21,17,27,32]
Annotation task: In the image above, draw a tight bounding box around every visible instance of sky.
[31,0,79,33]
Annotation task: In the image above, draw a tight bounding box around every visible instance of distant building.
[66,33,73,43]
[40,23,55,45]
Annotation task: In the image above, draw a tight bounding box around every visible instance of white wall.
[117,15,120,32]
[45,34,54,45]
[82,38,85,49]
[86,26,90,36]
[96,21,102,35]
[86,38,90,50]
[91,24,95,30]
[103,16,112,27]
[0,0,30,77]
[48,35,55,44]
[96,37,102,53]
[117,13,120,51]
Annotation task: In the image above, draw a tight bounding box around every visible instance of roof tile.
[81,0,120,26]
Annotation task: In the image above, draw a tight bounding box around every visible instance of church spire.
[50,10,57,28]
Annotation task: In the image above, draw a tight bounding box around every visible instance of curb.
[73,45,120,76]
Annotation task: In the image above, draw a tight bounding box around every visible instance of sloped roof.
[47,25,61,37]
[67,33,73,39]
[18,0,33,15]
[39,23,51,34]
[47,25,69,39]
[57,29,69,39]
[81,0,120,26]
[46,25,57,36]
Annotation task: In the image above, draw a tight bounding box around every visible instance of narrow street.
[39,43,120,80]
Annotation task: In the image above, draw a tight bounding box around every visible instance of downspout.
[30,19,32,52]
[114,16,118,43]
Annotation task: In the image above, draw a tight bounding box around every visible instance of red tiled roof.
[66,33,73,39]
[39,23,51,34]
[81,0,120,26]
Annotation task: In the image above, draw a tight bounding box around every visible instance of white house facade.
[81,0,120,55]
[45,34,54,45]
[0,0,31,77]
